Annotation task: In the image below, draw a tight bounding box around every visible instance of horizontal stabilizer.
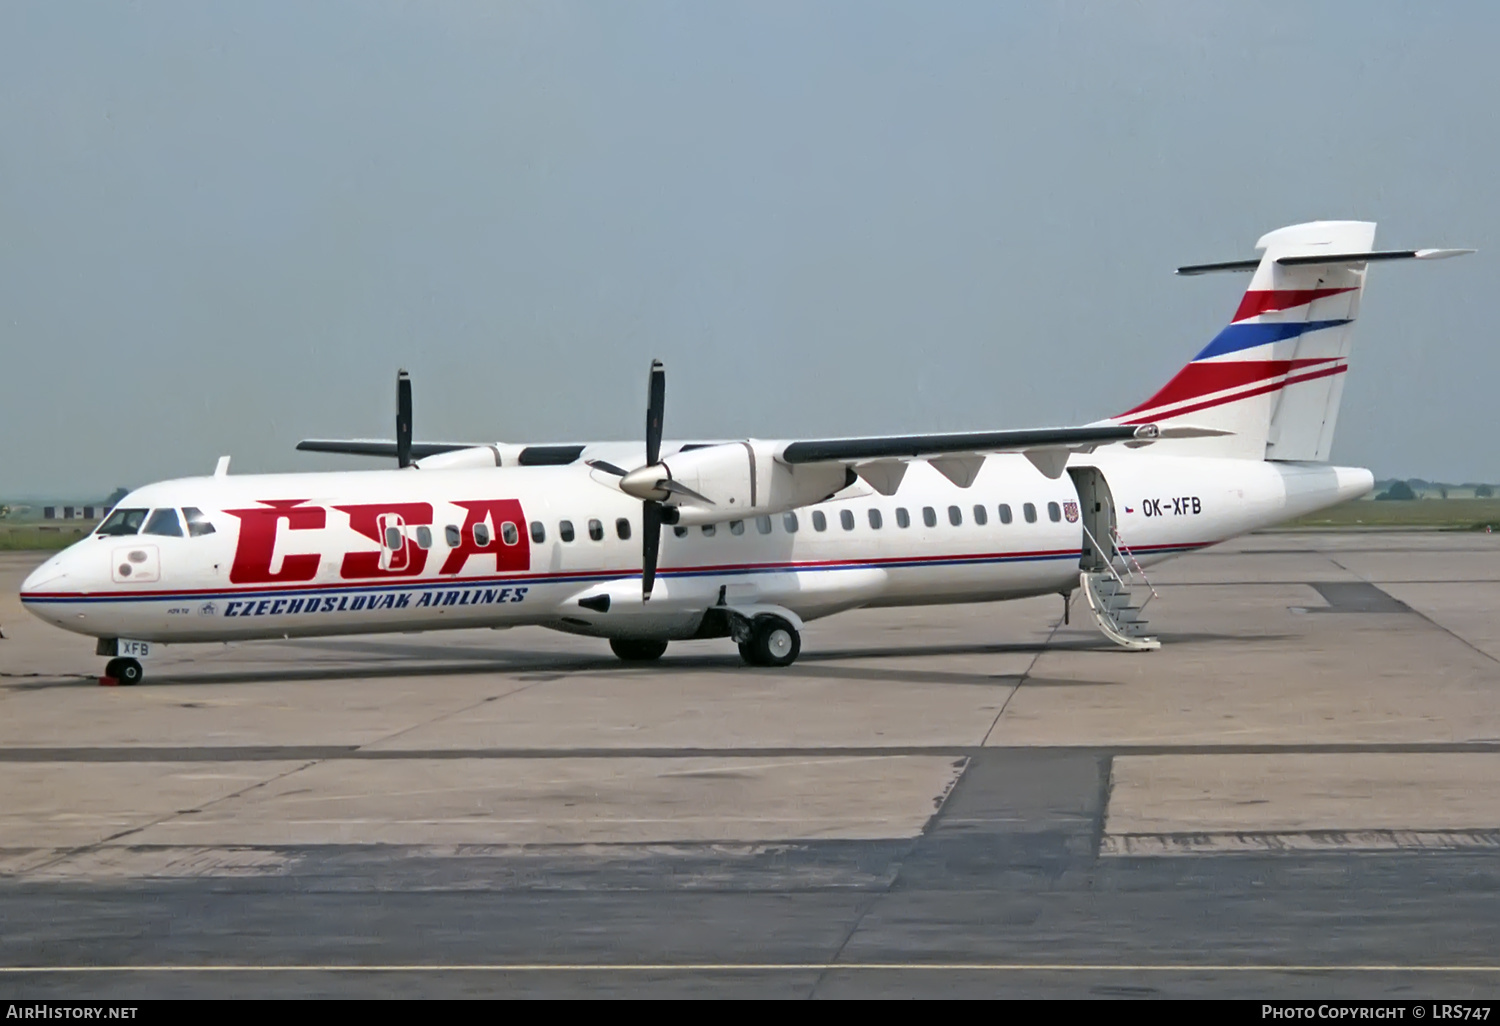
[1179,247,1473,275]
[1276,247,1474,267]
[1176,258,1262,276]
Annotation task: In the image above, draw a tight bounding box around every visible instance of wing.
[296,439,595,467]
[777,423,1224,488]
[296,439,481,459]
[781,424,1157,463]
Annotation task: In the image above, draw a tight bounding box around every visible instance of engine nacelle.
[656,441,851,526]
[414,446,502,470]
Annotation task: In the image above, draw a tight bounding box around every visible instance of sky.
[1,1,1494,498]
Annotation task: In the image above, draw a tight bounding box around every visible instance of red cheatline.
[1233,287,1358,322]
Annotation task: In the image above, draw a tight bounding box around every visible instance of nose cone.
[21,554,68,596]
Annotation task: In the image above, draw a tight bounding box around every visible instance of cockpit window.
[143,508,184,537]
[182,507,216,537]
[97,508,148,536]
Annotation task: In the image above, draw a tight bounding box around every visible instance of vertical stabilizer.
[1114,221,1376,460]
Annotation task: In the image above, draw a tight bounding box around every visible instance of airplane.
[19,221,1472,685]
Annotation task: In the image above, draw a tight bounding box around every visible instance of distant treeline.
[1373,480,1495,500]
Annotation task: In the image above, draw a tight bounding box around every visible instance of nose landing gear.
[102,658,143,686]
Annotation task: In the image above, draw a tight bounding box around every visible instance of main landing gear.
[609,638,669,662]
[604,613,804,668]
[102,658,143,686]
[737,615,801,668]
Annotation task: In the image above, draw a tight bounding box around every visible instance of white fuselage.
[20,452,1372,646]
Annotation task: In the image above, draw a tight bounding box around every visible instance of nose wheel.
[737,615,801,668]
[103,658,143,686]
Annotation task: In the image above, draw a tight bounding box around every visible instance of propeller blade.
[645,359,665,467]
[587,459,630,477]
[396,369,413,469]
[642,500,663,601]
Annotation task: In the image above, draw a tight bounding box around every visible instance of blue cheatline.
[1192,319,1351,361]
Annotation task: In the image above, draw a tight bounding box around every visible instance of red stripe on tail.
[1121,361,1347,425]
[1233,287,1357,322]
[1120,359,1336,417]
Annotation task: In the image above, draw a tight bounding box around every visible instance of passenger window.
[415,525,433,549]
[445,525,462,547]
[384,526,403,550]
[96,508,148,536]
[501,522,520,545]
[588,519,604,541]
[182,507,216,537]
[756,515,772,535]
[531,522,546,544]
[783,512,799,533]
[559,520,575,543]
[896,507,910,528]
[840,509,855,531]
[1048,501,1062,523]
[1023,502,1037,524]
[143,508,183,537]
[948,505,962,527]
[729,520,745,536]
[812,510,827,532]
[973,504,988,526]
[673,525,688,538]
[473,523,491,546]
[702,523,716,537]
[868,509,882,529]
[998,504,1013,525]
[616,517,632,540]
[922,507,937,528]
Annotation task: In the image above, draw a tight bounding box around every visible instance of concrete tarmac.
[2,531,1499,997]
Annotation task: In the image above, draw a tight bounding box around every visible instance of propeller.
[587,360,712,601]
[396,369,413,469]
[640,360,666,600]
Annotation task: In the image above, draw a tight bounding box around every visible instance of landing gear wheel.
[104,658,143,685]
[609,638,668,662]
[738,616,801,668]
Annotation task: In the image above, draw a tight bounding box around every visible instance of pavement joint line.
[979,607,1062,747]
[3,964,1500,973]
[15,759,326,878]
[1328,558,1500,668]
[350,678,547,755]
[1166,579,1500,586]
[7,743,1500,761]
[1091,753,1114,858]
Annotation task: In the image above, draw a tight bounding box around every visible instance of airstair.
[1078,523,1160,651]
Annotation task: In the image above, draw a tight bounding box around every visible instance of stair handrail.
[1110,525,1160,603]
[1079,520,1130,592]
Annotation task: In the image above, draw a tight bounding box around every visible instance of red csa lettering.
[336,502,433,579]
[223,500,326,584]
[440,499,530,575]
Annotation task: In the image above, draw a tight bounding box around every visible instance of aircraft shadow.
[48,630,1280,689]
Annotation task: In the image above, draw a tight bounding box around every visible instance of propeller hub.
[620,465,670,502]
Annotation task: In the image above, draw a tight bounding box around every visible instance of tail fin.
[1112,220,1471,460]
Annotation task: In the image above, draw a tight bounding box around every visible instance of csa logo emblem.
[1063,501,1079,523]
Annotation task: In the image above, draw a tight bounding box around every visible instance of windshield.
[143,508,183,537]
[96,508,148,536]
[182,507,216,537]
